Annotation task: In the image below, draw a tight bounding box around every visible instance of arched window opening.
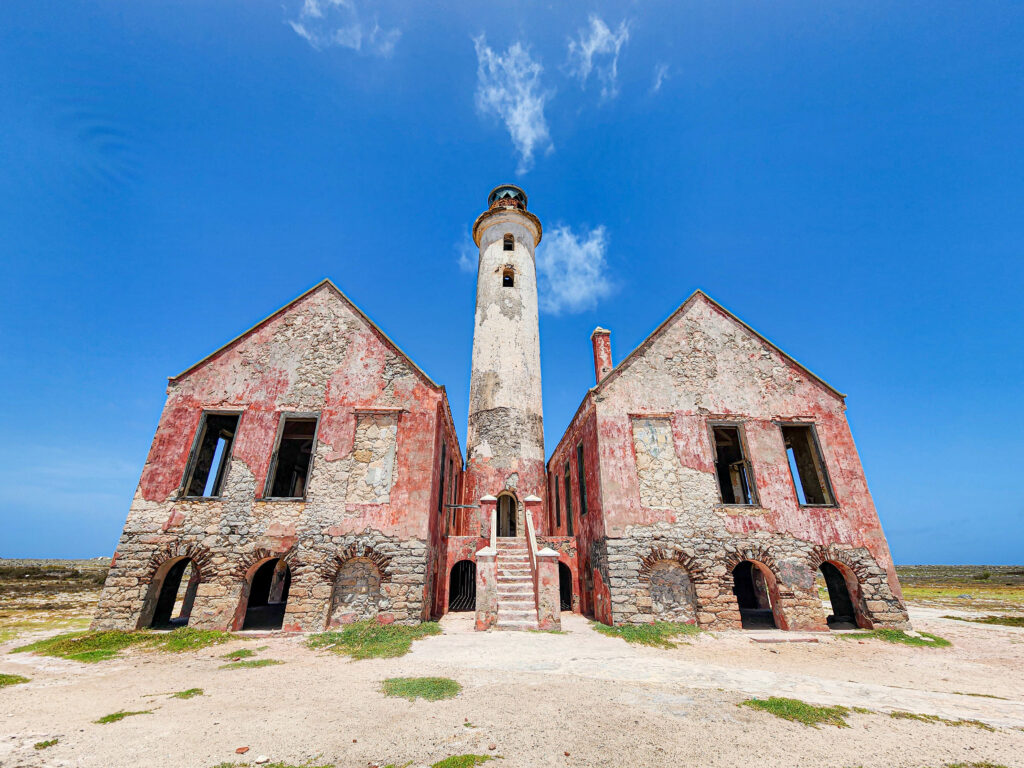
[732,561,776,629]
[448,560,476,612]
[649,560,698,623]
[558,561,572,611]
[497,493,517,537]
[328,558,383,627]
[242,558,291,630]
[144,557,200,629]
[818,562,858,629]
[502,267,515,288]
[503,233,514,251]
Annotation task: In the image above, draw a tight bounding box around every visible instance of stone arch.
[136,552,205,630]
[142,541,213,584]
[638,548,702,623]
[327,557,384,627]
[724,549,789,630]
[447,559,476,612]
[234,546,299,580]
[231,548,298,631]
[808,545,873,629]
[320,544,393,584]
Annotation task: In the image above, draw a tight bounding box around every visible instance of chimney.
[591,327,613,384]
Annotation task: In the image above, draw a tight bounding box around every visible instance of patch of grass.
[463,721,477,728]
[851,706,873,714]
[889,711,995,731]
[171,687,203,699]
[34,739,58,750]
[842,628,951,647]
[590,620,700,649]
[94,709,152,724]
[432,756,494,768]
[943,614,1024,628]
[306,621,441,659]
[221,648,258,660]
[381,676,461,701]
[12,627,235,663]
[0,673,30,687]
[739,697,849,728]
[218,658,284,670]
[953,691,1008,700]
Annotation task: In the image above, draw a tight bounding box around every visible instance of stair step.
[498,610,537,621]
[495,621,538,631]
[498,601,535,610]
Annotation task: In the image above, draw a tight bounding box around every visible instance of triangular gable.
[595,290,845,400]
[169,279,439,388]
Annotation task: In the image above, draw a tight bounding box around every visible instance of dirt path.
[1,608,1022,768]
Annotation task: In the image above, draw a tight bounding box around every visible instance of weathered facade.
[95,184,908,633]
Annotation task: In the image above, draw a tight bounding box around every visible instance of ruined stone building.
[94,185,909,634]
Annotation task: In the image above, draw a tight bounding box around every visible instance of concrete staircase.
[495,538,538,630]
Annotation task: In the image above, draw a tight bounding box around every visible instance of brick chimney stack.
[591,327,613,384]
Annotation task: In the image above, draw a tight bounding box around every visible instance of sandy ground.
[1,607,1023,768]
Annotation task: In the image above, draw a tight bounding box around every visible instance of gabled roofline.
[168,279,439,388]
[594,290,846,400]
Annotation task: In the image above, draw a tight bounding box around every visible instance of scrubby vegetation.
[218,658,284,670]
[943,615,1024,628]
[431,756,494,768]
[842,628,951,647]
[739,697,850,728]
[33,739,58,750]
[381,676,461,701]
[12,627,234,662]
[306,621,441,659]
[170,687,204,699]
[94,709,152,724]
[0,673,29,687]
[889,711,995,731]
[590,620,700,648]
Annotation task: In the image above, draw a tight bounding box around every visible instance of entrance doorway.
[732,561,777,629]
[497,493,517,537]
[558,561,572,610]
[448,560,476,612]
[242,558,291,630]
[143,558,200,629]
[819,562,858,629]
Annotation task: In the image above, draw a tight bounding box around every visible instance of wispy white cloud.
[566,16,630,100]
[651,62,669,94]
[473,36,554,175]
[289,0,400,57]
[537,225,614,315]
[457,232,477,272]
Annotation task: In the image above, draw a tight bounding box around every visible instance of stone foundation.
[597,523,909,630]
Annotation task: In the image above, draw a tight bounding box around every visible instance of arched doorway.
[448,560,476,612]
[819,562,858,629]
[242,558,291,630]
[732,561,777,629]
[497,493,517,537]
[558,561,572,611]
[141,557,200,629]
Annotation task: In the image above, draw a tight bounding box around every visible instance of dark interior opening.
[448,560,476,612]
[184,414,239,497]
[732,561,776,629]
[497,494,517,537]
[502,268,515,287]
[820,562,858,629]
[558,561,572,611]
[242,558,291,630]
[503,233,514,251]
[268,418,317,498]
[150,558,198,628]
[712,425,755,505]
[781,424,834,506]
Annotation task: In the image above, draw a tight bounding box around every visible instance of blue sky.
[1,1,1022,563]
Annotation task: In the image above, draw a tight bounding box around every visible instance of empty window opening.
[242,558,291,630]
[818,562,858,629]
[558,561,573,611]
[576,443,588,516]
[448,560,476,612]
[554,475,562,529]
[710,425,756,505]
[502,267,515,287]
[781,425,835,506]
[503,233,514,251]
[143,558,199,629]
[267,417,317,498]
[732,561,776,629]
[497,493,517,537]
[183,413,239,497]
[563,462,574,536]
